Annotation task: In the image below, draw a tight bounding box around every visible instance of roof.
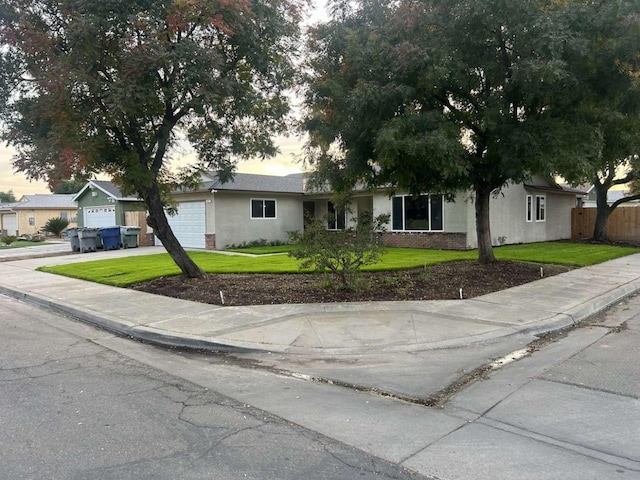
[8,194,77,209]
[524,178,587,196]
[73,180,141,202]
[204,172,305,194]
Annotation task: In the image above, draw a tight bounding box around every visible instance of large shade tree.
[550,0,640,241]
[0,0,305,277]
[304,0,596,263]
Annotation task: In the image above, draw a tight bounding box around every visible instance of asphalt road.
[2,288,639,479]
[0,295,423,480]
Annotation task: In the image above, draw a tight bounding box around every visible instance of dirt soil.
[130,260,572,306]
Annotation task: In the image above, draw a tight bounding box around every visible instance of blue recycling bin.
[99,226,121,250]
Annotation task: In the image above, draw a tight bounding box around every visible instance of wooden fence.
[572,207,640,241]
[124,211,151,246]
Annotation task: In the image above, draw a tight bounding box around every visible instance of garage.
[155,201,206,249]
[84,206,117,228]
[1,213,17,235]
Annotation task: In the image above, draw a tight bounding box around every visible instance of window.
[251,199,276,219]
[526,195,533,222]
[327,201,346,230]
[392,195,444,231]
[60,211,68,220]
[536,195,546,222]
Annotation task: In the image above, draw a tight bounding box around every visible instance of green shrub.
[288,210,389,290]
[1,235,17,246]
[41,217,70,237]
[226,238,289,249]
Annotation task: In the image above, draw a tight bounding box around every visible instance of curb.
[2,277,640,356]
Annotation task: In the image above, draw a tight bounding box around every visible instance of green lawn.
[37,241,640,288]
[0,240,52,249]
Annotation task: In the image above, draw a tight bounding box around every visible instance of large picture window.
[327,201,346,230]
[251,199,276,219]
[392,195,444,231]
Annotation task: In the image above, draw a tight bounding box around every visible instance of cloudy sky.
[0,1,328,197]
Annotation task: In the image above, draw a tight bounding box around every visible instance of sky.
[0,1,328,197]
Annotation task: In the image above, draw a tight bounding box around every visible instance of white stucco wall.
[213,192,304,248]
[465,179,575,248]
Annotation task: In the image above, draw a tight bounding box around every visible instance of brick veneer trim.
[381,232,468,250]
[205,234,216,250]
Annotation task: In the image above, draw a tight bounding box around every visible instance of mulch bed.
[129,260,572,306]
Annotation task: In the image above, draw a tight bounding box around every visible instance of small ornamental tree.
[42,217,70,237]
[288,210,389,290]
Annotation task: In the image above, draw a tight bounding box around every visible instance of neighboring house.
[73,173,581,250]
[74,173,306,250]
[0,194,78,236]
[73,180,146,228]
[581,184,639,208]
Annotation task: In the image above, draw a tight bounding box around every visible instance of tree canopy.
[51,179,87,194]
[0,190,16,203]
[0,0,305,276]
[304,0,637,261]
[548,0,640,240]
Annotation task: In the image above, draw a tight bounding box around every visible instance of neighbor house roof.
[10,194,77,209]
[204,172,305,194]
[73,180,141,202]
[524,178,587,196]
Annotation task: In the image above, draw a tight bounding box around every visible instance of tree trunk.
[145,183,204,279]
[592,183,611,242]
[475,183,496,264]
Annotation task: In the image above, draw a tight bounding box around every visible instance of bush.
[41,217,70,237]
[1,235,17,246]
[226,238,289,249]
[288,210,389,290]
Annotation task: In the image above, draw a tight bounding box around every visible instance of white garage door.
[155,201,206,249]
[2,213,17,235]
[84,206,116,228]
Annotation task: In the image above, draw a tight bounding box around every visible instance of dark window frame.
[250,199,277,219]
[327,201,346,230]
[391,194,444,232]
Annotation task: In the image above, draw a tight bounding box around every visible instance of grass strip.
[37,241,640,287]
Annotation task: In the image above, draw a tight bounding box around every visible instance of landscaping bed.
[130,260,572,306]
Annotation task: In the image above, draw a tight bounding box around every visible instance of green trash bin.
[78,228,98,253]
[120,226,141,248]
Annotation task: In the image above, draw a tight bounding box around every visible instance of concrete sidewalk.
[1,244,639,357]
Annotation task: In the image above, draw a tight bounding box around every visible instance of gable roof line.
[206,171,305,194]
[3,194,77,209]
[73,180,141,202]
